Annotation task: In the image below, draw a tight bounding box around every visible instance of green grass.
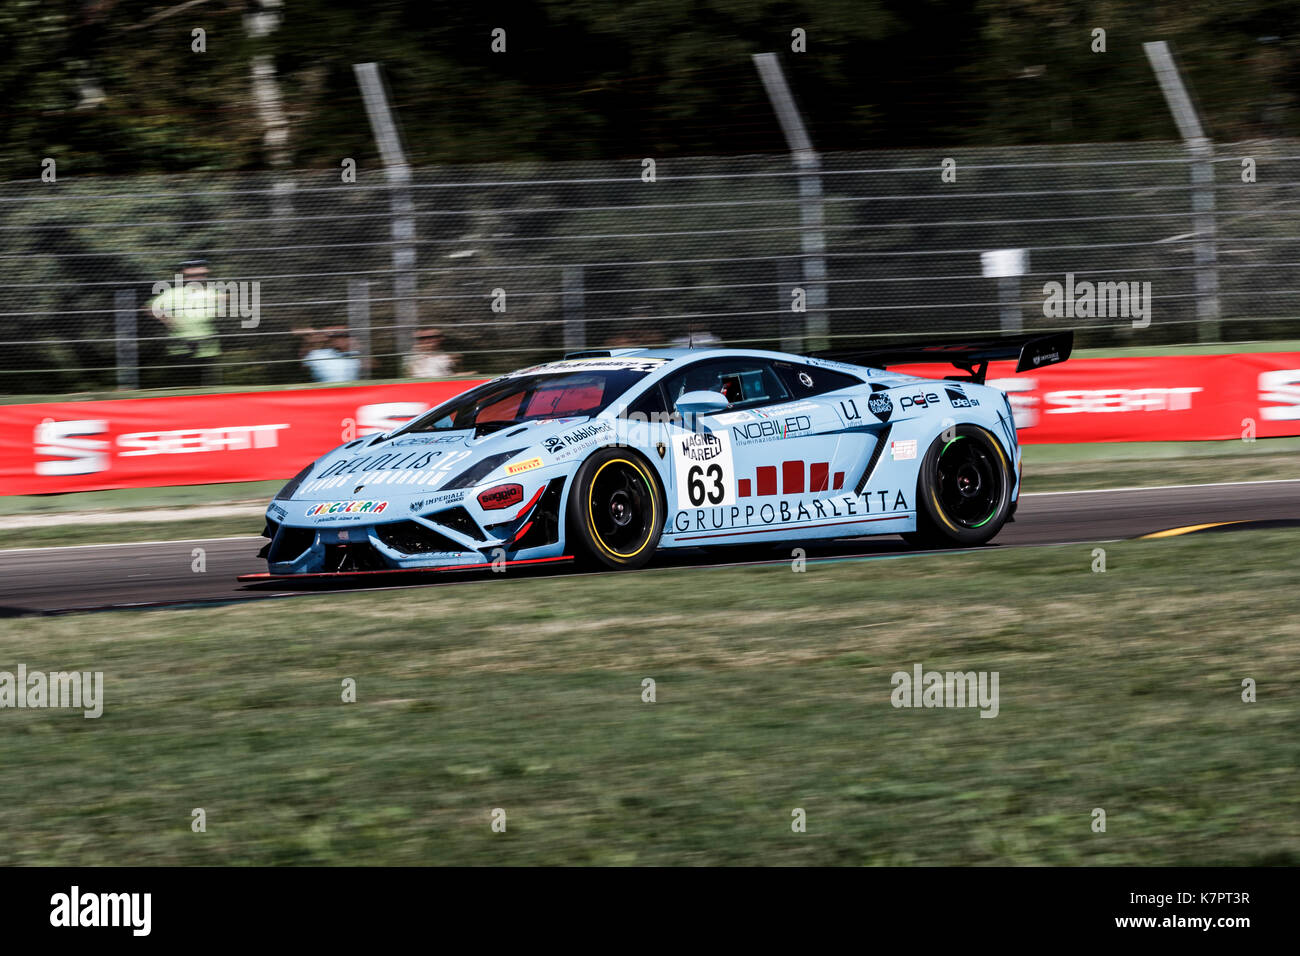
[1022,437,1300,492]
[2,529,1297,865]
[0,481,273,548]
[0,480,282,518]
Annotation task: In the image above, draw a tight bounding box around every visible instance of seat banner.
[0,380,486,495]
[3,352,1299,495]
[896,351,1300,445]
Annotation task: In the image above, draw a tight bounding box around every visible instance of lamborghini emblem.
[655,442,666,459]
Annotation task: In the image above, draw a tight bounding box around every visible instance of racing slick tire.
[567,447,665,570]
[902,424,1013,549]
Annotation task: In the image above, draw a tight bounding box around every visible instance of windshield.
[396,365,659,435]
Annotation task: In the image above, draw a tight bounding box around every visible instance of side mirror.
[674,390,730,416]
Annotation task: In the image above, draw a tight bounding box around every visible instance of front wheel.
[567,448,664,570]
[902,425,1013,549]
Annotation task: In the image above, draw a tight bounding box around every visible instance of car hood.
[280,416,609,504]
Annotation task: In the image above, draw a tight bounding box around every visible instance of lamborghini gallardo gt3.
[248,333,1071,577]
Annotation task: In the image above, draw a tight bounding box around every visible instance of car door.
[638,357,846,541]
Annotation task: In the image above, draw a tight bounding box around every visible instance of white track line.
[0,535,262,554]
[4,503,264,530]
[1021,478,1300,497]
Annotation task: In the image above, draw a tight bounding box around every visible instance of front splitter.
[237,554,574,583]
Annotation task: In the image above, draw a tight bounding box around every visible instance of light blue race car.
[244,333,1072,578]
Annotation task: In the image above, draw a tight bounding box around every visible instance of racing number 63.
[687,463,726,506]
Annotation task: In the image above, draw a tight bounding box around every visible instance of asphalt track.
[1,479,1297,616]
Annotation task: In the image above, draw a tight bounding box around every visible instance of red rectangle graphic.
[810,462,829,492]
[782,460,804,494]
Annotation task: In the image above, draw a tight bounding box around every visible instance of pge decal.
[898,391,940,411]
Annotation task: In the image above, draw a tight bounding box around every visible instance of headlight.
[441,449,527,489]
[274,462,314,500]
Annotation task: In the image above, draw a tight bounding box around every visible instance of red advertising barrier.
[0,380,486,496]
[896,351,1300,445]
[1,352,1298,495]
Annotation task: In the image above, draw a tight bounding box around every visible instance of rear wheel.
[567,447,664,570]
[902,425,1012,548]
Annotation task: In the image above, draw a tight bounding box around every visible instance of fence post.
[1188,145,1220,342]
[354,62,418,360]
[981,249,1028,333]
[114,289,137,390]
[348,278,371,378]
[776,258,801,352]
[562,266,586,352]
[753,53,827,353]
[1144,40,1220,342]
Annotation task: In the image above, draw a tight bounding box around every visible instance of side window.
[624,381,670,419]
[658,358,791,412]
[773,361,863,398]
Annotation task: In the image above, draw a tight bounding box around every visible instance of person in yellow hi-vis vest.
[148,259,224,386]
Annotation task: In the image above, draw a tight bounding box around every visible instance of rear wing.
[815,331,1072,385]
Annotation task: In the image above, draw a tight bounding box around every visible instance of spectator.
[299,327,362,383]
[147,258,222,385]
[405,328,458,378]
